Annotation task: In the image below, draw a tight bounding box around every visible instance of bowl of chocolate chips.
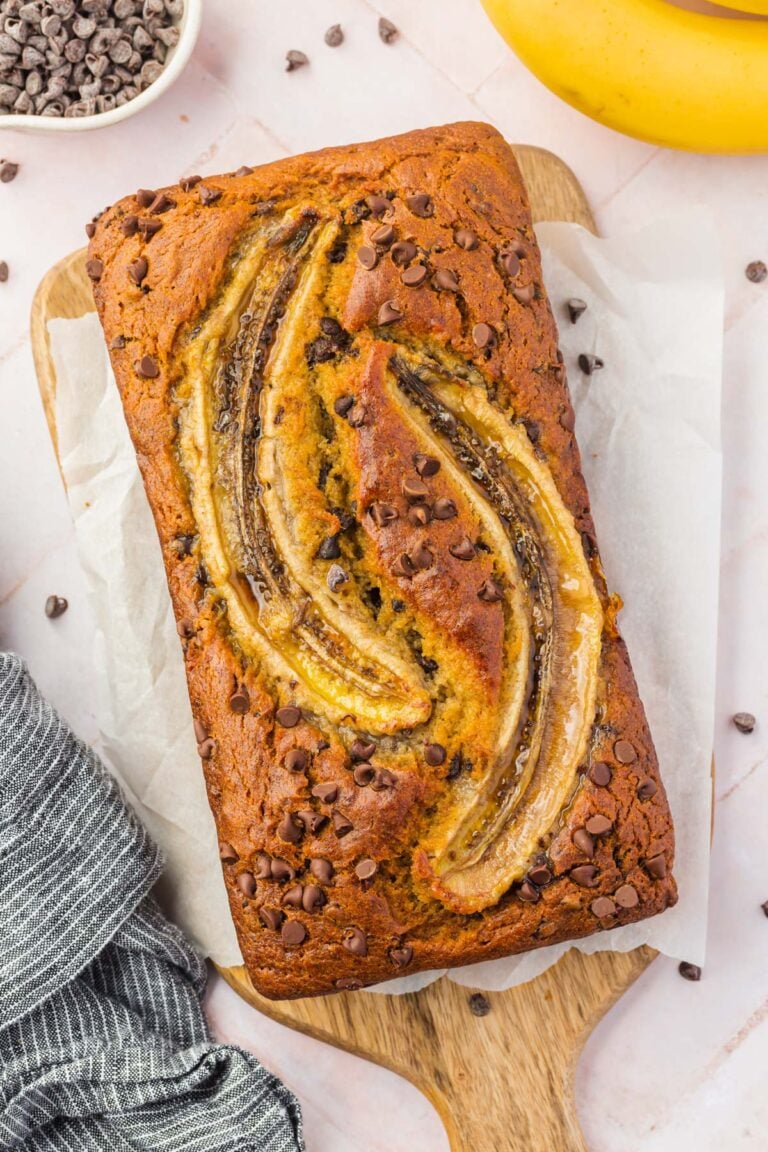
[0,0,202,131]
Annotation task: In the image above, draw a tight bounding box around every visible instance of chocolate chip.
[391,240,416,266]
[193,719,208,744]
[410,542,434,571]
[449,537,476,561]
[406,192,431,217]
[434,268,459,292]
[198,185,222,206]
[353,763,376,787]
[335,977,363,991]
[136,188,155,208]
[591,896,617,918]
[180,174,202,191]
[327,565,348,591]
[614,883,639,908]
[369,502,398,527]
[571,864,599,887]
[528,863,553,886]
[572,828,595,858]
[355,858,377,881]
[390,945,413,968]
[424,743,446,767]
[332,810,353,837]
[567,298,588,324]
[135,355,159,379]
[455,228,478,251]
[366,195,391,218]
[402,475,429,503]
[277,813,303,844]
[197,739,215,760]
[477,578,503,603]
[334,395,355,417]
[613,739,636,764]
[401,264,428,287]
[468,992,491,1017]
[351,739,376,762]
[343,926,367,956]
[148,192,173,215]
[176,620,194,640]
[324,23,344,47]
[229,686,250,714]
[392,599,406,613]
[405,505,428,527]
[585,814,613,836]
[645,854,667,879]
[357,245,378,270]
[472,323,494,350]
[378,17,398,44]
[372,767,396,791]
[117,214,137,238]
[310,857,334,883]
[298,810,327,835]
[761,900,768,918]
[0,261,8,283]
[85,258,103,282]
[310,784,338,808]
[392,554,415,580]
[235,165,254,178]
[282,886,303,908]
[285,49,309,71]
[110,335,126,351]
[518,879,540,903]
[317,535,341,560]
[128,257,148,287]
[637,778,658,801]
[745,260,767,284]
[137,218,162,238]
[678,961,701,982]
[254,853,272,879]
[219,842,238,863]
[589,761,612,786]
[378,299,402,325]
[284,748,308,774]
[259,907,283,931]
[282,920,307,946]
[371,223,395,249]
[302,884,325,912]
[270,857,296,883]
[500,250,520,277]
[276,705,301,728]
[733,711,756,733]
[512,284,535,305]
[433,497,457,521]
[236,871,256,897]
[44,594,68,619]
[0,161,19,183]
[578,353,604,375]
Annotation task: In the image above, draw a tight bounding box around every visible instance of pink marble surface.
[2,2,768,1149]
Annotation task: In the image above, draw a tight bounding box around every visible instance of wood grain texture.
[31,144,655,1152]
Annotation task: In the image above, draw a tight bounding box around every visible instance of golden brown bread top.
[89,122,675,998]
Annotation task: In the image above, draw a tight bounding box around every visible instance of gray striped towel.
[0,652,304,1151]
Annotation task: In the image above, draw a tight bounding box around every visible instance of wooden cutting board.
[31,144,655,1152]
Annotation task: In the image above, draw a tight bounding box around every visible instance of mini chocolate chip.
[283,885,304,908]
[284,748,308,773]
[571,864,599,887]
[148,192,173,215]
[761,900,768,918]
[613,739,636,764]
[236,871,256,897]
[282,920,307,946]
[235,166,254,178]
[518,879,540,903]
[343,926,367,956]
[406,192,431,217]
[197,739,215,760]
[176,620,194,640]
[468,992,491,1017]
[198,185,222,206]
[637,778,658,801]
[455,227,478,250]
[276,705,301,728]
[528,863,553,886]
[512,284,535,305]
[310,857,334,883]
[136,355,159,379]
[614,883,639,908]
[402,474,430,502]
[392,554,415,579]
[120,215,139,237]
[297,809,327,835]
[334,394,355,417]
[378,299,402,325]
[390,945,413,968]
[578,353,604,375]
[219,842,238,863]
[351,739,376,762]
[402,264,428,287]
[302,884,325,912]
[392,599,406,613]
[408,505,431,527]
[424,743,446,767]
[449,537,476,561]
[500,250,520,277]
[353,763,376,787]
[572,828,595,858]
[357,245,378,270]
[472,322,494,350]
[590,761,612,786]
[409,542,434,571]
[366,195,391,218]
[378,16,398,43]
[110,335,126,351]
[478,578,503,603]
[746,260,767,284]
[332,810,353,837]
[128,257,148,286]
[369,502,399,527]
[311,782,339,805]
[585,814,613,836]
[138,218,163,238]
[645,854,667,879]
[0,161,19,183]
[678,961,701,982]
[432,497,457,521]
[254,853,272,880]
[371,223,395,249]
[193,719,208,744]
[732,711,756,733]
[567,298,588,324]
[0,261,8,283]
[259,907,283,931]
[285,49,309,72]
[372,767,396,790]
[328,564,348,591]
[324,23,344,47]
[559,407,576,433]
[391,240,417,266]
[270,857,296,882]
[229,687,250,713]
[44,595,68,619]
[85,223,97,240]
[136,189,155,208]
[317,535,341,560]
[277,813,303,844]
[336,977,363,990]
[86,258,103,281]
[355,858,377,881]
[180,174,202,191]
[434,268,459,292]
[591,896,617,918]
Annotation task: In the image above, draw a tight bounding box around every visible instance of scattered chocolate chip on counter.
[745,260,767,284]
[678,961,702,982]
[567,297,588,324]
[378,17,398,44]
[44,594,68,619]
[0,160,19,182]
[578,353,604,375]
[732,711,756,734]
[285,49,309,72]
[468,992,491,1017]
[324,23,343,47]
[761,900,768,918]
[0,260,8,282]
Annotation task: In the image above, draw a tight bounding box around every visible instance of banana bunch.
[480,0,768,152]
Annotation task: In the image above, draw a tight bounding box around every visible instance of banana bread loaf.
[89,122,676,999]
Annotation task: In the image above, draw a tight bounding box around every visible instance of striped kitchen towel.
[0,652,304,1151]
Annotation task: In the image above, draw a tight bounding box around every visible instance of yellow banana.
[709,0,768,13]
[480,0,768,152]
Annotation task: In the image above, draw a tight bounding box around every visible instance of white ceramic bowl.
[0,0,202,133]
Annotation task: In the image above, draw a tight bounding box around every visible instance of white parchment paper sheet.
[49,212,721,990]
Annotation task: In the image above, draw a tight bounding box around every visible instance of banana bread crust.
[89,122,676,999]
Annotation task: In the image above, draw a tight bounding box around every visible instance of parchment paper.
[49,211,722,991]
